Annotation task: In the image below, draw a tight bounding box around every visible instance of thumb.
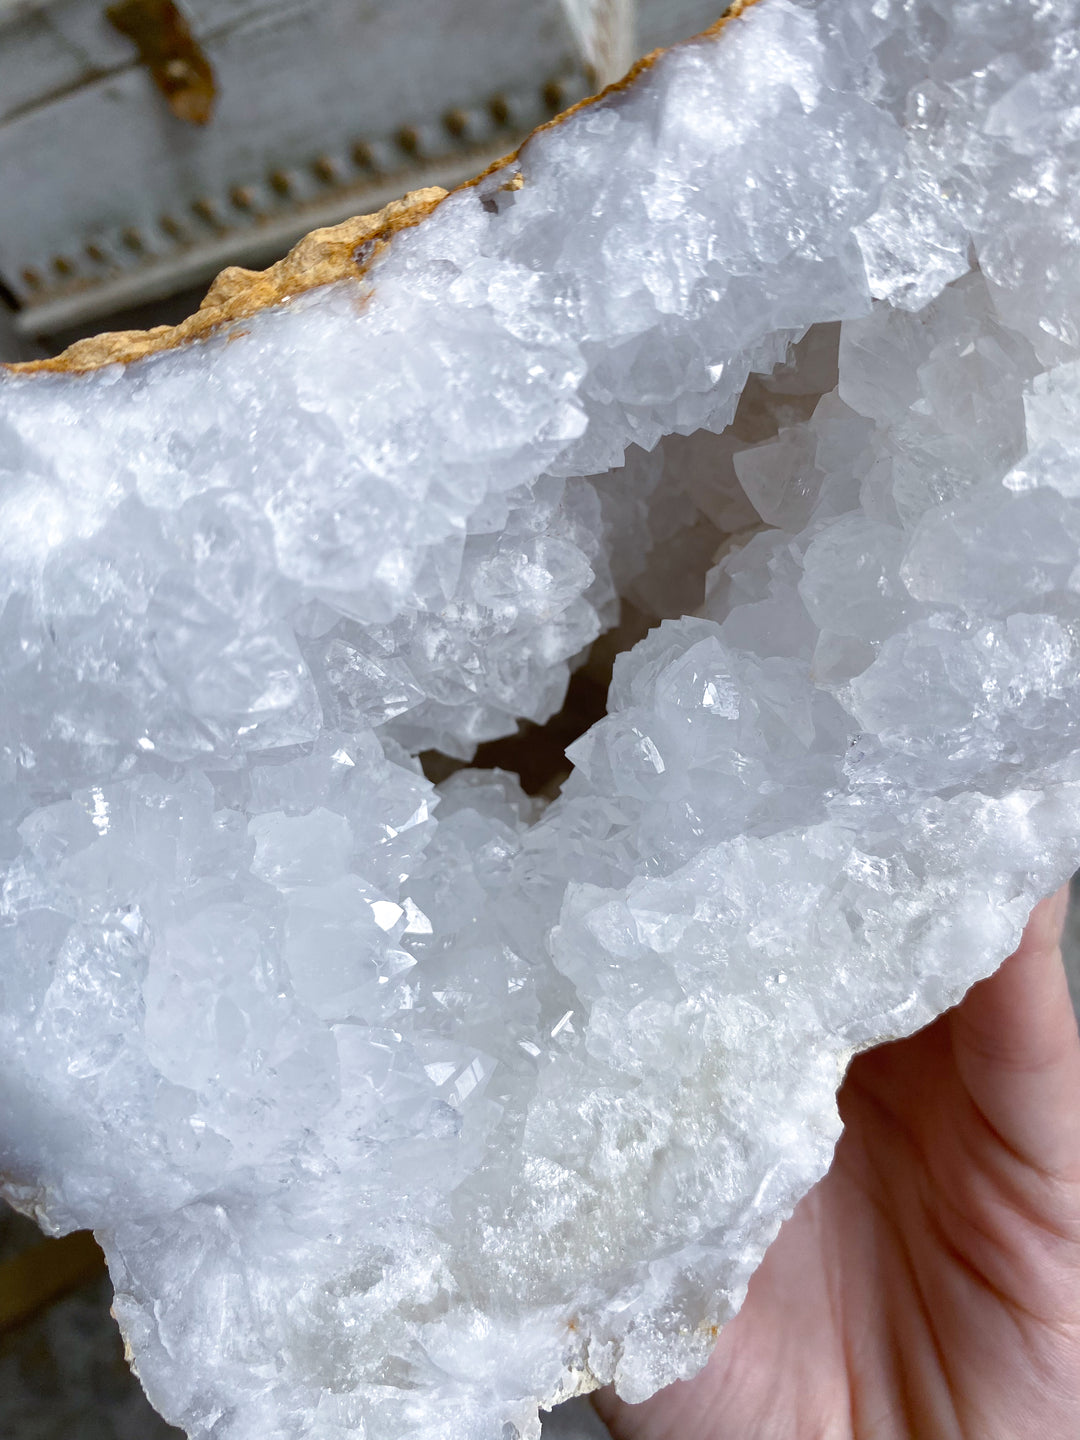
[950,885,1080,1181]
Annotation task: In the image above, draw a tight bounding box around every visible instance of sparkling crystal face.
[5,3,1080,1439]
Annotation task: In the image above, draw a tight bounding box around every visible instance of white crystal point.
[5,2,1080,1438]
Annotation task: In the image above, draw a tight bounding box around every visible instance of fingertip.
[956,883,1072,1051]
[950,883,1080,1178]
[1013,884,1070,963]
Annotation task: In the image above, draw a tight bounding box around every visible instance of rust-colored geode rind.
[5,190,449,377]
[4,0,760,378]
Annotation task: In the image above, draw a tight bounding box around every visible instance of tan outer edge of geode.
[4,0,761,378]
[2,189,450,376]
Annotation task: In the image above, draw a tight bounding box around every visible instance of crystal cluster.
[4,2,1080,1438]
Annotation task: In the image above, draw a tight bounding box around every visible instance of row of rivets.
[16,79,573,298]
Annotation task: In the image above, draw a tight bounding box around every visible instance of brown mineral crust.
[4,0,761,379]
[4,189,449,376]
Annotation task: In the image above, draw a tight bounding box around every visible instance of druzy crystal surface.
[5,2,1080,1437]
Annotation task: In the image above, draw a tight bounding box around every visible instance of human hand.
[593,887,1080,1440]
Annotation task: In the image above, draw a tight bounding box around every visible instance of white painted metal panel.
[639,0,729,49]
[0,0,591,330]
[0,0,728,335]
[0,0,135,123]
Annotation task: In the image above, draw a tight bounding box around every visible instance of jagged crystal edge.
[4,2,1080,1439]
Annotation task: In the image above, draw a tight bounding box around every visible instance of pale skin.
[593,886,1080,1440]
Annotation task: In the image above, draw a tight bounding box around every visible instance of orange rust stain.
[106,0,217,126]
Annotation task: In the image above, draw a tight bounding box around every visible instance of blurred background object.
[1062,874,1080,1013]
[0,0,726,353]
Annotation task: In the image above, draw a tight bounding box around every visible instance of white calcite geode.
[5,2,1080,1437]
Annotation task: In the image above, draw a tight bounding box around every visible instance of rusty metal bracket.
[105,0,217,125]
